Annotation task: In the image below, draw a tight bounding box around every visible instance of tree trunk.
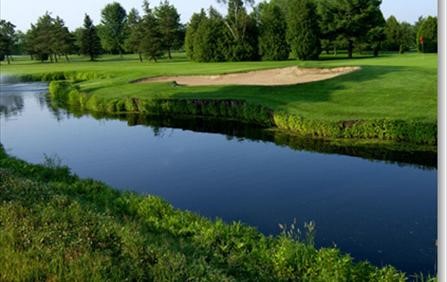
[6,55,10,64]
[347,40,353,59]
[119,49,123,59]
[373,48,379,57]
[168,49,172,60]
[65,54,70,62]
[138,53,143,63]
[333,46,337,56]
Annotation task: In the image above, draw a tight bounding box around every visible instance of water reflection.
[0,82,437,274]
[60,109,437,170]
[0,82,48,118]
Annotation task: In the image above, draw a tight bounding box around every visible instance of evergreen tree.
[0,20,16,64]
[287,0,320,60]
[154,0,181,59]
[100,2,127,56]
[80,14,102,61]
[140,1,163,62]
[125,8,144,62]
[184,9,207,60]
[257,2,289,61]
[417,16,437,53]
[218,0,259,61]
[193,8,227,62]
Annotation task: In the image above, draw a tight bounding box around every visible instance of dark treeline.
[0,0,438,64]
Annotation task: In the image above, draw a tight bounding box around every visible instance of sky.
[0,0,438,32]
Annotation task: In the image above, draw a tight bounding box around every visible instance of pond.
[0,81,437,274]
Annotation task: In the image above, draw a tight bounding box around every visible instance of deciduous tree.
[417,16,437,53]
[155,0,181,59]
[100,2,127,57]
[318,0,384,58]
[0,20,16,64]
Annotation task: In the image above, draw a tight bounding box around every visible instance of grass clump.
[0,145,407,281]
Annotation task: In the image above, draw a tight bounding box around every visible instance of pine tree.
[184,9,207,60]
[257,2,289,61]
[287,0,320,60]
[80,14,102,61]
[125,8,144,62]
[154,0,181,59]
[193,8,226,62]
[140,1,163,62]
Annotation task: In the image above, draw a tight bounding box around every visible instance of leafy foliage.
[318,0,384,58]
[0,20,16,64]
[100,2,127,56]
[417,16,437,53]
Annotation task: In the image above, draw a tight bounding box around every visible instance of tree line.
[0,0,438,64]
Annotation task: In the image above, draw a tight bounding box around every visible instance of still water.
[0,82,437,274]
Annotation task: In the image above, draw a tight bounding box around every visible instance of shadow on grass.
[165,65,401,108]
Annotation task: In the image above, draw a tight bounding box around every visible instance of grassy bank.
[2,52,437,145]
[0,145,410,281]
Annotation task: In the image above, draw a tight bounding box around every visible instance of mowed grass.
[2,52,437,122]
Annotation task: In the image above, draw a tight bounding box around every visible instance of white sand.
[138,66,360,86]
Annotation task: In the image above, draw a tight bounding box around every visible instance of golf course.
[0,0,439,280]
[2,52,438,146]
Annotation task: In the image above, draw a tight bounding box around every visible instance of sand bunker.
[138,66,360,86]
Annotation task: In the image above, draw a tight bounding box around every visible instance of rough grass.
[0,145,411,281]
[2,52,438,144]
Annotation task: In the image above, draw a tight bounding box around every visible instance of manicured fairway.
[2,53,437,122]
[2,52,438,143]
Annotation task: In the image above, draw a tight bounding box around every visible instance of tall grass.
[0,144,411,281]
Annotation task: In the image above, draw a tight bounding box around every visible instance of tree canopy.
[318,0,384,58]
[100,2,127,56]
[417,16,437,53]
[257,2,289,61]
[0,20,16,64]
[80,14,102,61]
[287,0,321,60]
[154,0,182,59]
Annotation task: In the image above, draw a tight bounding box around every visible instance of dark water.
[0,82,437,274]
